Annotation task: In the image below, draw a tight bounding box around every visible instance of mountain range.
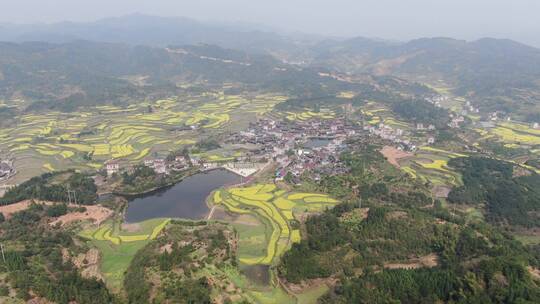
[2,14,540,119]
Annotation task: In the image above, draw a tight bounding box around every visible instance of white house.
[106,161,120,176]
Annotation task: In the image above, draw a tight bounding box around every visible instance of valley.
[1,12,540,304]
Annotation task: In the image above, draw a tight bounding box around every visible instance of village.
[101,116,369,186]
[1,109,446,192]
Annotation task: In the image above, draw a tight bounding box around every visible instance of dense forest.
[279,144,540,303]
[390,99,450,129]
[0,41,354,112]
[448,157,540,227]
[0,171,97,206]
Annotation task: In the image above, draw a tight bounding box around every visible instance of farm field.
[398,146,464,188]
[212,184,338,266]
[360,102,412,130]
[275,108,335,121]
[0,91,288,183]
[78,218,170,291]
[477,122,540,147]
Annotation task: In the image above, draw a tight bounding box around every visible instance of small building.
[427,137,435,145]
[153,159,167,174]
[106,161,120,176]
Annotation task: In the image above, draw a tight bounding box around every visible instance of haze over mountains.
[1,14,540,120]
[0,14,311,55]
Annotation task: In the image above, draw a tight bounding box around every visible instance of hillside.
[0,14,311,57]
[310,37,540,119]
[0,41,351,112]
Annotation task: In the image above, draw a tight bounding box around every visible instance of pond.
[124,169,241,223]
[305,138,332,149]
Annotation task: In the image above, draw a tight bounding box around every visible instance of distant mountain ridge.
[308,37,540,118]
[0,14,313,57]
[2,14,540,118]
[0,40,361,112]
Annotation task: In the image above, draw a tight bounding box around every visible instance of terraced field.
[280,108,335,121]
[0,92,288,182]
[212,184,338,266]
[399,146,464,187]
[361,103,412,129]
[78,218,171,291]
[477,122,540,147]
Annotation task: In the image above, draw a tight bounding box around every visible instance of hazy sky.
[2,0,540,46]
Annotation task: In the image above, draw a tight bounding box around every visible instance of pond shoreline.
[123,168,241,223]
[112,169,197,199]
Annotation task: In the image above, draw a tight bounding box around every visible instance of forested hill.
[0,40,439,113]
[311,37,540,83]
[0,41,352,111]
[309,37,540,118]
[278,144,540,303]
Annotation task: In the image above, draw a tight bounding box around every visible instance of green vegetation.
[0,203,116,303]
[448,156,540,227]
[213,184,338,265]
[391,99,450,129]
[0,170,97,206]
[114,164,193,195]
[78,218,170,291]
[277,140,540,303]
[124,221,250,303]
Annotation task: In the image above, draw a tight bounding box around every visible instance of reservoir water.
[124,169,241,223]
[305,138,332,149]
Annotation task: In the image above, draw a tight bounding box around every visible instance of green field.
[360,103,413,130]
[213,184,338,266]
[0,91,288,183]
[281,108,335,121]
[78,218,170,291]
[399,146,464,187]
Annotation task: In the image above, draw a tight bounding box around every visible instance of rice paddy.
[212,184,338,266]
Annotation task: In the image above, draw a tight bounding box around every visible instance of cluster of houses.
[364,122,427,150]
[464,101,480,115]
[449,114,466,128]
[103,116,359,183]
[105,155,190,177]
[227,118,359,183]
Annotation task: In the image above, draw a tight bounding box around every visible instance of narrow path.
[206,205,217,220]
